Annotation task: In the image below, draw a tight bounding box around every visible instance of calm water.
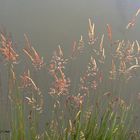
[0,0,140,131]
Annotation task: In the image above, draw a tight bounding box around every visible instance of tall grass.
[0,17,140,140]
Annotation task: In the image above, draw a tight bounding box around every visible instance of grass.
[0,17,140,140]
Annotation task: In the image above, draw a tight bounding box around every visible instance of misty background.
[0,0,140,55]
[0,0,140,130]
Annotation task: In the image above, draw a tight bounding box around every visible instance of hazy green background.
[0,0,140,55]
[0,0,140,130]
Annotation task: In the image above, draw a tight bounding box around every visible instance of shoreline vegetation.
[0,10,140,139]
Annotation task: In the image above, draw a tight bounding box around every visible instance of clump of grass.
[0,16,140,140]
